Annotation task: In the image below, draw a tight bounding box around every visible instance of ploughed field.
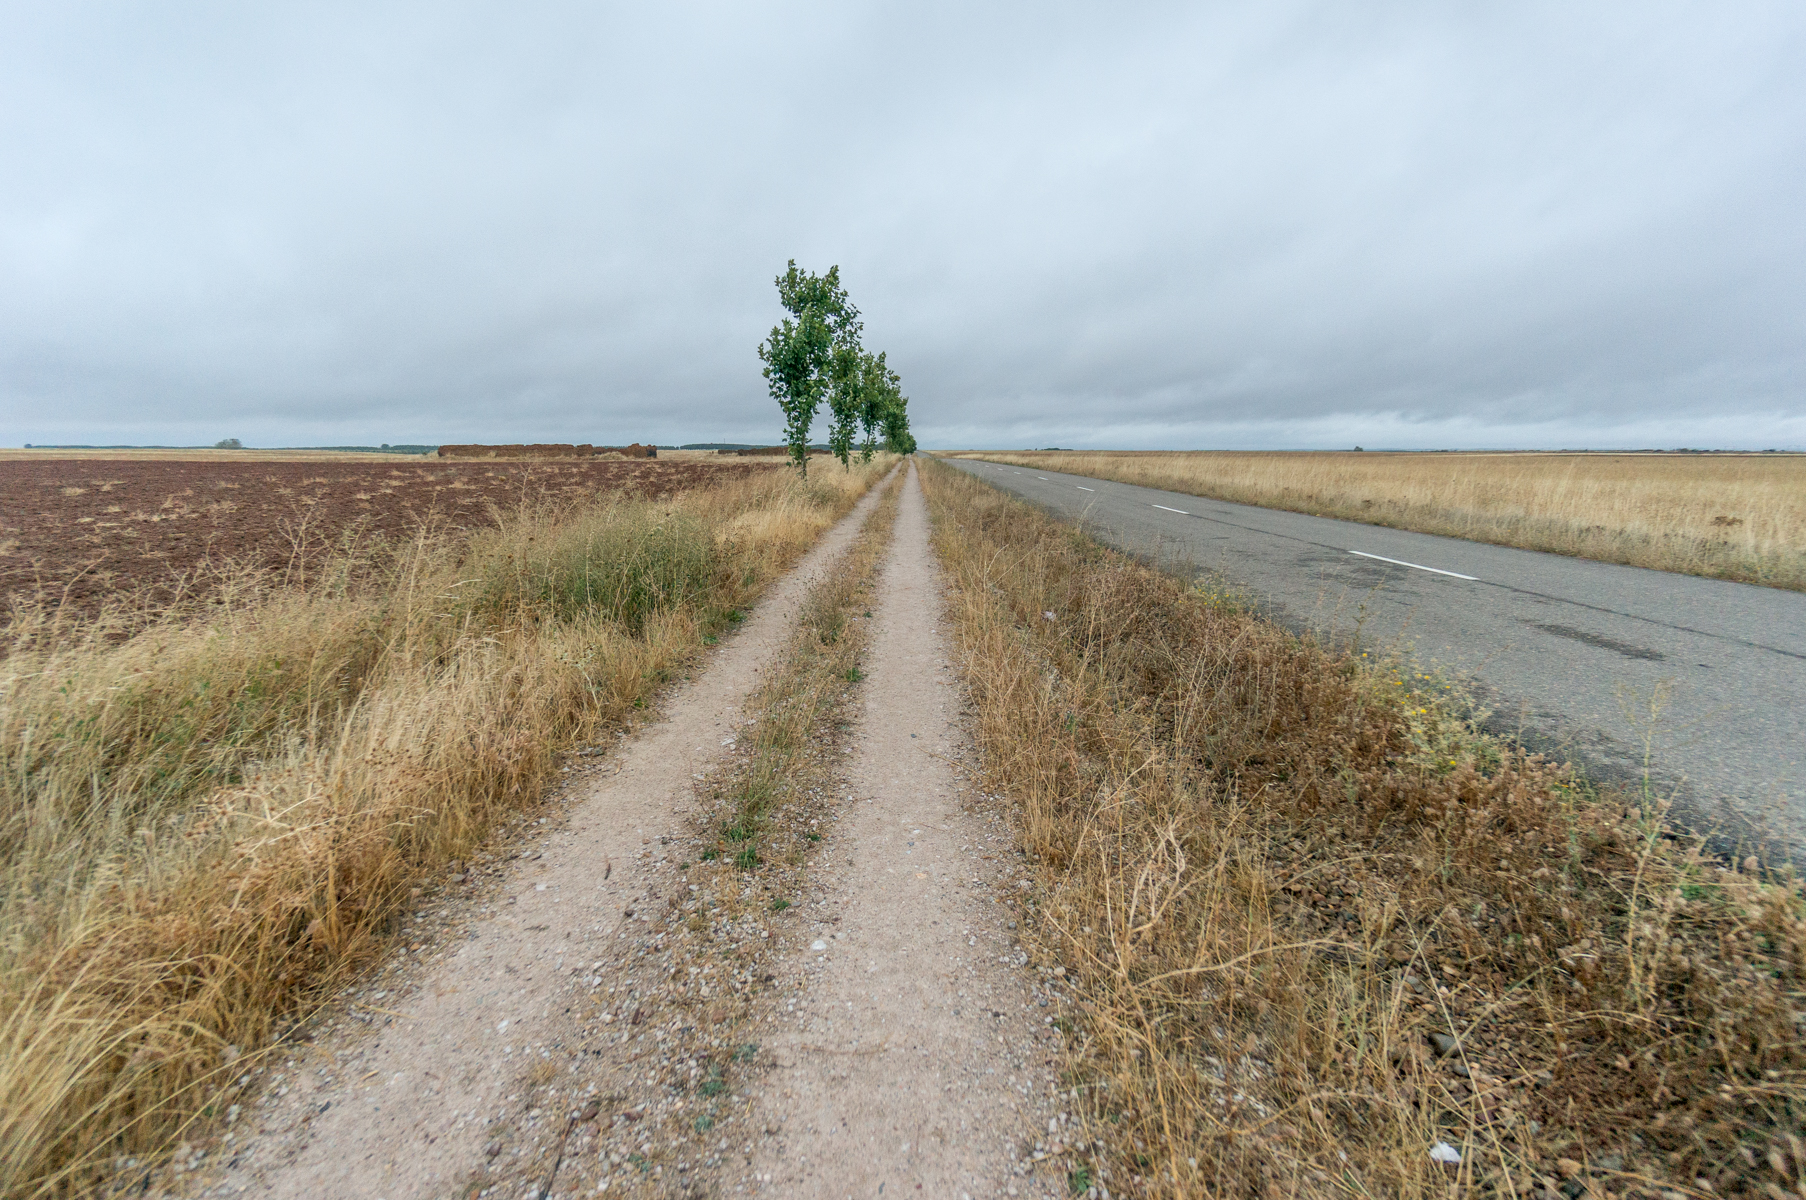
[0,457,765,615]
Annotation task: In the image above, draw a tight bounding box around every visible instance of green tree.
[881,386,915,454]
[757,261,857,477]
[825,339,866,470]
[854,351,887,462]
[758,261,915,466]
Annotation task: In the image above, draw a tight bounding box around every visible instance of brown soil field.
[0,457,769,616]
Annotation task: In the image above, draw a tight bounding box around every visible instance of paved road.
[939,456,1806,857]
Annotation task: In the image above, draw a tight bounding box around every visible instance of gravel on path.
[745,461,1065,1199]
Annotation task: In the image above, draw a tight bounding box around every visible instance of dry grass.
[922,459,1805,1200]
[0,457,895,1198]
[946,451,1806,589]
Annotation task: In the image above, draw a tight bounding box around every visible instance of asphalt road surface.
[939,456,1806,857]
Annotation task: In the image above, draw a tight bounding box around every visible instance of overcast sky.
[3,2,1803,450]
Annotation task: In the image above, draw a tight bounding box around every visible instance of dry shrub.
[922,460,1804,1200]
[0,457,894,1198]
[947,450,1806,589]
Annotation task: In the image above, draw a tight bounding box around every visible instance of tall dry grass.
[922,460,1805,1200]
[0,458,893,1198]
[948,451,1806,589]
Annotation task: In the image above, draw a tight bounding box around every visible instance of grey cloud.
[2,1,1802,449]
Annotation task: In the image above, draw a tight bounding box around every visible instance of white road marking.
[1151,504,1189,514]
[1075,486,1094,491]
[1036,476,1048,480]
[1347,550,1477,581]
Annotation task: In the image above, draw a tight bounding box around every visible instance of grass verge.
[0,457,895,1198]
[922,458,1805,1200]
[945,450,1806,590]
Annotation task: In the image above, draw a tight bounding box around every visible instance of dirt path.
[185,477,895,1200]
[743,461,1062,1197]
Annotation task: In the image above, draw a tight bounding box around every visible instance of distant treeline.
[434,443,656,459]
[728,445,831,456]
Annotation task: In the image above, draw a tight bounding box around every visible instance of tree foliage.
[825,339,865,469]
[857,351,913,459]
[758,261,912,472]
[757,262,858,476]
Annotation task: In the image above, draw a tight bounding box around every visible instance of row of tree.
[758,261,915,475]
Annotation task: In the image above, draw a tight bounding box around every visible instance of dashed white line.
[1347,550,1477,581]
[1075,486,1094,491]
[1151,504,1190,515]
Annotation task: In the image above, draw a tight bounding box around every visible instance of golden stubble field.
[946,451,1806,589]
